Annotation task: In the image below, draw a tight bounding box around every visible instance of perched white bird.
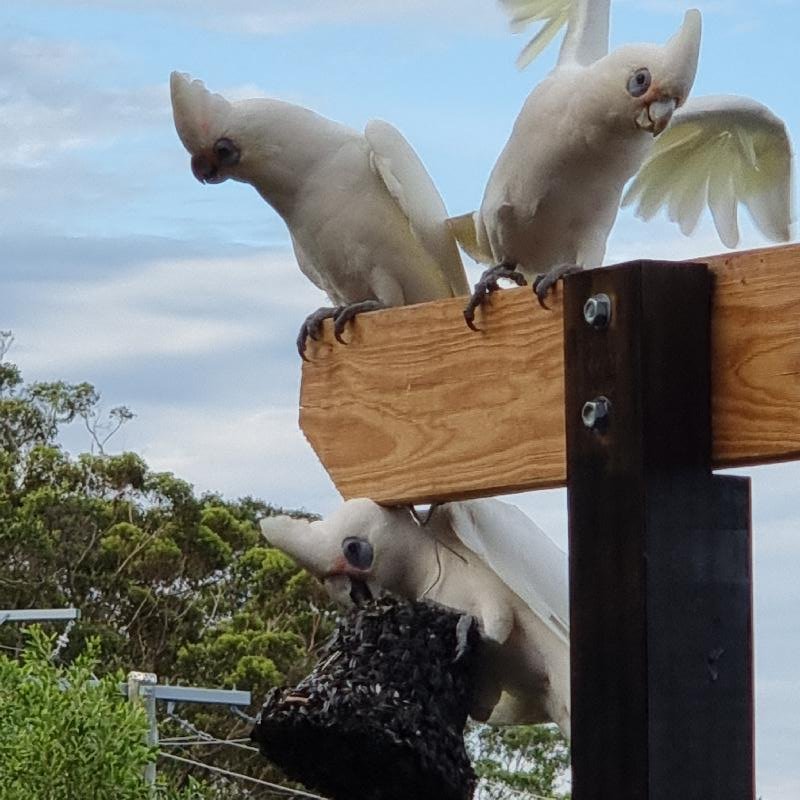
[261,497,571,736]
[453,2,792,327]
[169,72,468,356]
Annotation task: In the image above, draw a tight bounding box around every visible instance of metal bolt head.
[583,293,612,329]
[582,397,611,430]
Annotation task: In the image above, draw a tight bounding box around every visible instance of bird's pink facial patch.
[324,554,370,579]
[324,555,350,578]
[640,82,662,105]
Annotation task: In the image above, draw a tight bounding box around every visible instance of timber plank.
[707,246,800,468]
[299,244,800,505]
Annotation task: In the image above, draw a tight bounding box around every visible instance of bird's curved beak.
[636,97,678,136]
[322,555,381,606]
[323,574,380,606]
[191,152,221,184]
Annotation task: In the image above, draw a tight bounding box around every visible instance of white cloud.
[132,401,339,513]
[0,38,169,169]
[5,239,338,510]
[0,35,314,236]
[6,248,326,373]
[28,0,503,35]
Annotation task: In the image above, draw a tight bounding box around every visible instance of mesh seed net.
[251,596,478,800]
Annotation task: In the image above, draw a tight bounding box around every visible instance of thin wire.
[164,706,259,754]
[477,778,561,800]
[161,739,259,752]
[162,730,557,800]
[160,737,253,745]
[229,703,258,724]
[158,751,328,799]
[0,642,23,654]
[420,535,444,599]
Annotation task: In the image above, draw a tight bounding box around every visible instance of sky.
[1,0,798,795]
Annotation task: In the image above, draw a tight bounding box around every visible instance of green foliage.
[0,627,210,800]
[469,723,571,799]
[0,358,332,680]
[0,345,334,795]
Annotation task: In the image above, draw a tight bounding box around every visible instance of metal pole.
[0,608,80,625]
[563,262,754,800]
[127,671,158,793]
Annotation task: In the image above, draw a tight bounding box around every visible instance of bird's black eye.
[213,137,240,166]
[627,68,651,98]
[342,537,373,570]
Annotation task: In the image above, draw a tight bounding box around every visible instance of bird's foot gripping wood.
[332,299,386,344]
[463,263,527,331]
[532,264,583,309]
[297,306,341,360]
[297,300,387,359]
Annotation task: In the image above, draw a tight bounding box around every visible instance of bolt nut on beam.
[581,396,611,431]
[583,293,612,329]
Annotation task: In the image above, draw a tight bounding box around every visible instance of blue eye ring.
[213,137,240,166]
[627,68,651,98]
[342,537,373,570]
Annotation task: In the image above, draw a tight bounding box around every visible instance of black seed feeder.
[251,596,479,800]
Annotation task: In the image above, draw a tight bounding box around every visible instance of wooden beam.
[299,244,800,505]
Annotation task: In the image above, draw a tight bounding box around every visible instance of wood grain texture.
[706,246,800,469]
[299,244,800,505]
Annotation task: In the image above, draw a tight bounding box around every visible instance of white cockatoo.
[453,2,792,327]
[169,72,468,356]
[261,497,570,736]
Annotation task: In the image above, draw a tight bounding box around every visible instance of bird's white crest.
[170,71,233,155]
[659,9,702,103]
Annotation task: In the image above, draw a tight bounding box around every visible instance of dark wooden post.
[563,262,754,800]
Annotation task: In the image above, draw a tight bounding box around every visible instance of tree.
[0,626,209,800]
[0,337,335,794]
[469,724,571,799]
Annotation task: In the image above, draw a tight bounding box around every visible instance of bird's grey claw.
[333,320,348,345]
[463,263,526,331]
[454,614,477,663]
[296,306,340,359]
[332,300,386,345]
[532,275,552,310]
[533,264,583,310]
[463,295,483,331]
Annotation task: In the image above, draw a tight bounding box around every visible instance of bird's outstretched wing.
[433,498,569,643]
[622,95,793,248]
[500,0,610,69]
[364,119,469,297]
